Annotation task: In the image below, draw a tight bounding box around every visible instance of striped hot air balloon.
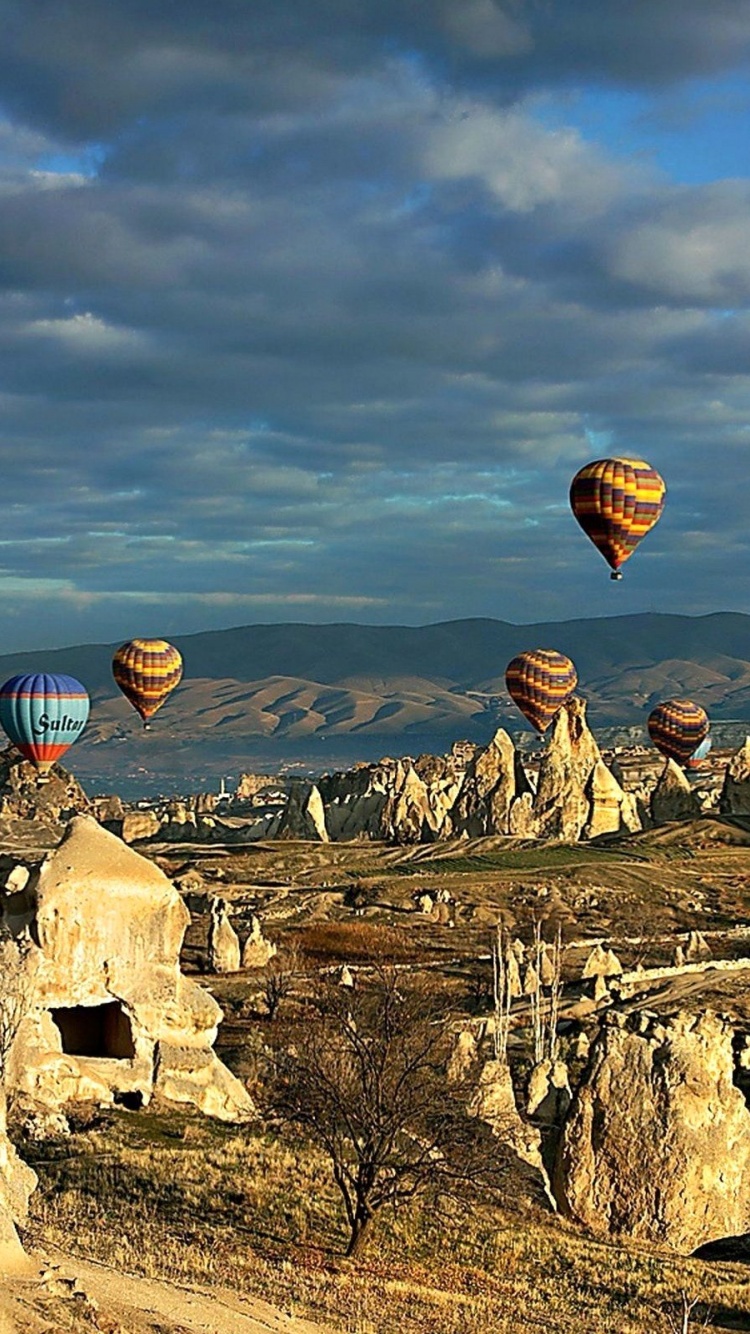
[0,673,90,777]
[685,734,712,771]
[505,648,578,733]
[647,699,709,767]
[112,638,183,728]
[570,457,666,580]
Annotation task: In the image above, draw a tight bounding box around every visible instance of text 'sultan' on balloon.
[112,638,183,727]
[570,457,666,580]
[0,672,90,776]
[647,698,709,767]
[505,648,578,733]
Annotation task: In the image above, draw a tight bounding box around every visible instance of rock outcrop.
[651,759,701,823]
[240,915,277,969]
[3,816,253,1123]
[0,1093,36,1275]
[451,729,533,837]
[275,782,329,841]
[207,899,241,972]
[720,738,750,815]
[470,1059,552,1204]
[0,748,90,826]
[532,698,602,842]
[584,760,642,839]
[554,1010,750,1253]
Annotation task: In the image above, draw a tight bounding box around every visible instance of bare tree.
[262,939,301,1021]
[267,967,505,1258]
[0,934,34,1090]
[657,1292,711,1333]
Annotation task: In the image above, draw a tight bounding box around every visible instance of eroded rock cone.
[584,759,642,839]
[720,737,750,815]
[0,746,90,826]
[554,1009,750,1253]
[532,698,600,842]
[650,758,701,823]
[451,728,533,837]
[276,782,329,841]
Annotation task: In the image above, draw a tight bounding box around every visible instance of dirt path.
[0,1246,333,1334]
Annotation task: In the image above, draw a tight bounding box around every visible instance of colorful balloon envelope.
[112,638,183,727]
[0,672,90,776]
[685,734,712,771]
[505,648,578,733]
[647,699,709,767]
[570,457,666,580]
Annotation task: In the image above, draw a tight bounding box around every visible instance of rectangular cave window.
[50,1002,135,1059]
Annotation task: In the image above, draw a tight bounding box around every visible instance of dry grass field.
[21,1104,750,1334]
[15,817,750,1332]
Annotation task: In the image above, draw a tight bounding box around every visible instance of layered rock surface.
[554,1010,750,1253]
[2,816,253,1123]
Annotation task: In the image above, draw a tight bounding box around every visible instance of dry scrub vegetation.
[19,826,750,1332]
[19,1104,750,1334]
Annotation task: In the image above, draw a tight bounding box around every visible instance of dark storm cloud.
[0,0,748,648]
[2,0,750,144]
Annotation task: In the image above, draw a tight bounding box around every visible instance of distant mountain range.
[1,613,748,792]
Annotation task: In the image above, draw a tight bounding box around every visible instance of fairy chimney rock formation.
[240,915,277,969]
[532,698,601,843]
[0,1094,36,1275]
[650,759,702,823]
[554,1009,750,1253]
[582,944,623,980]
[584,760,642,839]
[451,728,533,837]
[276,782,329,841]
[207,899,241,972]
[720,738,750,815]
[3,816,253,1123]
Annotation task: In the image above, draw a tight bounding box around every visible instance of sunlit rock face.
[0,1090,36,1275]
[2,816,253,1123]
[450,728,533,837]
[650,758,701,823]
[0,746,90,827]
[720,737,750,816]
[554,1010,750,1254]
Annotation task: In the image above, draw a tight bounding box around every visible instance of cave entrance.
[51,1001,135,1059]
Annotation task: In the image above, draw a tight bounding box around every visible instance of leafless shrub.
[265,966,507,1258]
[0,933,34,1088]
[262,940,301,1021]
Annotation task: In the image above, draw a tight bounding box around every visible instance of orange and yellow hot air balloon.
[112,638,183,729]
[505,648,578,733]
[570,457,666,580]
[647,699,709,768]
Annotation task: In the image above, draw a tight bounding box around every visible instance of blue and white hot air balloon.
[0,673,90,778]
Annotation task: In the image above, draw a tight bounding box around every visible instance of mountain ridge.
[1,614,748,790]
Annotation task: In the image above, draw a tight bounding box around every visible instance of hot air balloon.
[505,648,578,733]
[0,673,90,778]
[685,734,712,771]
[570,457,666,580]
[647,699,709,767]
[112,638,183,728]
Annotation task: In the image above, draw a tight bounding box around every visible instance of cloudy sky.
[1,0,750,651]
